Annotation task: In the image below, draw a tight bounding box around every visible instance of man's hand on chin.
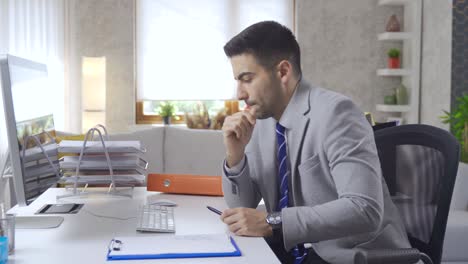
[220,207,273,237]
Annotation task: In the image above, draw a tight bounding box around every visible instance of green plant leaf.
[387,48,400,58]
[440,93,468,162]
[155,101,177,117]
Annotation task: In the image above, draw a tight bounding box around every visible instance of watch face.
[267,213,282,225]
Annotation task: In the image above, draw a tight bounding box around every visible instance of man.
[220,21,411,264]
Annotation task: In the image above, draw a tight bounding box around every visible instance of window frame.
[136,101,240,125]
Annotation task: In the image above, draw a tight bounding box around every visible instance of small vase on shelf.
[386,14,401,32]
[388,58,400,69]
[395,84,408,105]
[384,94,397,105]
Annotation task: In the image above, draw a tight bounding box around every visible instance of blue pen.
[206,206,222,215]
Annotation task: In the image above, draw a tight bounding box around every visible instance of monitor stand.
[15,216,64,229]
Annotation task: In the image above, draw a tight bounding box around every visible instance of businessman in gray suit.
[220,21,411,264]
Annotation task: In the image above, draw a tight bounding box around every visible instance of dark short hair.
[224,21,301,76]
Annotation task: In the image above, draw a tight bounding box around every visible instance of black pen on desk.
[206,206,222,215]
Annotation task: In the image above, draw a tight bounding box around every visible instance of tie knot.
[276,122,285,135]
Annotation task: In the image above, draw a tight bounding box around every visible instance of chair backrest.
[374,124,460,264]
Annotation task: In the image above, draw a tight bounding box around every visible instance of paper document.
[60,155,147,170]
[60,174,145,185]
[107,234,241,260]
[58,140,143,153]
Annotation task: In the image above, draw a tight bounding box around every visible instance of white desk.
[7,188,280,264]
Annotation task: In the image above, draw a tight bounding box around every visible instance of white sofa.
[442,163,468,264]
[112,126,468,263]
[108,126,225,176]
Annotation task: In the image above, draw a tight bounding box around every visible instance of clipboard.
[107,234,241,260]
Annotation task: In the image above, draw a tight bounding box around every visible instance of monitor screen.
[0,54,59,206]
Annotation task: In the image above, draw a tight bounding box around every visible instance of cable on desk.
[82,208,136,221]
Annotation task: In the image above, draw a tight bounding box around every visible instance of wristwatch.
[265,212,282,230]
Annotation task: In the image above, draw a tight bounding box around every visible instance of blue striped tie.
[276,123,307,264]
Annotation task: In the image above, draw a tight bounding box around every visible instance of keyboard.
[136,205,175,233]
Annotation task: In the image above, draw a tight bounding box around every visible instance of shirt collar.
[278,79,311,130]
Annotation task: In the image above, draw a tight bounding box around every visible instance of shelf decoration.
[385,14,401,32]
[387,48,401,69]
[395,83,408,105]
[384,94,397,105]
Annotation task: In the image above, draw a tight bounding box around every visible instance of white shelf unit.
[377,69,411,76]
[378,32,412,41]
[376,0,422,124]
[379,0,411,6]
[376,104,411,112]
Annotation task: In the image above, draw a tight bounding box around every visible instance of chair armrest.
[354,248,432,264]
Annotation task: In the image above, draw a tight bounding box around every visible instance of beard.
[255,106,271,120]
[252,81,283,120]
[244,102,269,120]
[241,70,284,120]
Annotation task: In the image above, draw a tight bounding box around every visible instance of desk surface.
[8,187,280,264]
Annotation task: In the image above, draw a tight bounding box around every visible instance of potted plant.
[387,48,400,69]
[441,95,468,162]
[156,101,177,125]
[441,94,468,209]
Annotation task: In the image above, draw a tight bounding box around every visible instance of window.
[0,0,65,130]
[136,0,294,123]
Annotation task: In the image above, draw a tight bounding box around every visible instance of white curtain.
[0,0,65,208]
[136,0,294,101]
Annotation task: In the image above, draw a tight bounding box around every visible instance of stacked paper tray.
[61,175,146,185]
[58,140,144,153]
[57,140,148,187]
[60,155,148,171]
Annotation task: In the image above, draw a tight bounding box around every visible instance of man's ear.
[277,60,292,83]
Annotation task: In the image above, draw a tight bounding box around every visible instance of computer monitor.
[0,54,59,206]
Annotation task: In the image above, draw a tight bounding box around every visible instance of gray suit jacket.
[222,80,411,263]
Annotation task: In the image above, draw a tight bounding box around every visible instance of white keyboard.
[136,205,175,233]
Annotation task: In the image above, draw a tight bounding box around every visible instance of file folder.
[107,234,241,260]
[147,173,223,196]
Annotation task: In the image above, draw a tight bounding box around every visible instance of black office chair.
[355,124,460,264]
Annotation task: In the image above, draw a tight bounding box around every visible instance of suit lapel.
[279,80,312,204]
[289,114,310,197]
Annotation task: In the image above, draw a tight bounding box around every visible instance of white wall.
[419,0,452,128]
[66,0,135,134]
[296,0,452,125]
[65,0,452,131]
[296,0,403,122]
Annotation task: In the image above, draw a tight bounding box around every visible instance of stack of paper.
[58,140,143,153]
[58,140,147,187]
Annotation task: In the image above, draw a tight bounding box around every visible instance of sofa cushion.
[164,126,224,176]
[442,210,468,261]
[108,127,164,174]
[451,162,468,210]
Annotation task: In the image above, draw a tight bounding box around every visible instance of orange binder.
[147,174,223,196]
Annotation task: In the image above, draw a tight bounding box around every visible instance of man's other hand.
[220,207,272,237]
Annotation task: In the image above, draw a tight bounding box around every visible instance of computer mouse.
[150,199,177,207]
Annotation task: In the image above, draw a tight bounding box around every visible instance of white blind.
[0,0,65,130]
[136,0,294,101]
[0,0,64,208]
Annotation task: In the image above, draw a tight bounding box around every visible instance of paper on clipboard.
[107,234,241,260]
